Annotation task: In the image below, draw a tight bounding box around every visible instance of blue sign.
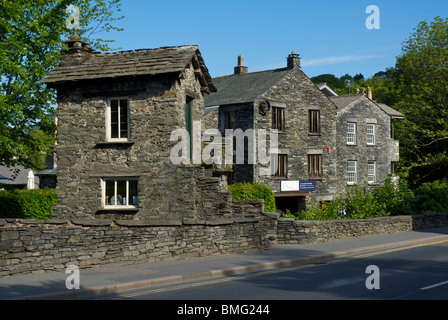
[299,180,316,191]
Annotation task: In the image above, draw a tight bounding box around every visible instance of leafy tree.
[392,16,448,186]
[310,74,341,90]
[0,0,123,170]
[354,73,364,81]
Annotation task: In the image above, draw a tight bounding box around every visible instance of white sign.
[280,181,300,192]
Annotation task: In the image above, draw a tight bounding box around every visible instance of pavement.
[1,226,448,300]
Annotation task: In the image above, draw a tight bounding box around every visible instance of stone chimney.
[287,50,300,69]
[234,55,248,74]
[367,87,373,100]
[61,34,95,66]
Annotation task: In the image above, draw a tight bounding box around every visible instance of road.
[91,239,448,301]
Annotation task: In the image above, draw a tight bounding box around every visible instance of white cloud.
[301,55,380,67]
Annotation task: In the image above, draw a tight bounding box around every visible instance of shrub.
[0,189,57,219]
[413,179,448,214]
[228,182,277,212]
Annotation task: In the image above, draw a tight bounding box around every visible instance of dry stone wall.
[1,211,447,277]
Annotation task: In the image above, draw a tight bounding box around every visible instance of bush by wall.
[228,182,277,213]
[0,189,57,219]
[295,176,415,220]
[413,179,448,214]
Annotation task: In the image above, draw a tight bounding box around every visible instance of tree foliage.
[312,17,448,188]
[0,0,123,169]
[392,17,448,186]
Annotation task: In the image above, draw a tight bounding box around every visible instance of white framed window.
[106,98,130,141]
[347,122,356,145]
[367,123,376,145]
[102,178,139,208]
[368,161,376,184]
[347,161,357,185]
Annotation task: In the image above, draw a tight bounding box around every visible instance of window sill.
[308,133,321,137]
[98,206,140,212]
[97,141,134,146]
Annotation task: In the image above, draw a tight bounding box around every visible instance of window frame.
[271,154,287,178]
[308,110,321,134]
[106,97,130,142]
[102,177,139,209]
[367,123,376,145]
[368,161,376,184]
[347,160,357,185]
[308,154,323,179]
[347,122,357,145]
[272,107,285,132]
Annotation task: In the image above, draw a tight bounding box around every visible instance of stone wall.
[277,214,448,244]
[2,210,447,277]
[0,202,271,277]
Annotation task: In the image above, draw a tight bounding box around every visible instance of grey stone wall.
[0,205,271,277]
[277,214,448,244]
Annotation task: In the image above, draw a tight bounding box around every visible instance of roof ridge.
[212,67,292,79]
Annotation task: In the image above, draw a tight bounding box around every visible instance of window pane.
[367,124,375,145]
[128,180,138,206]
[120,99,128,139]
[347,161,356,184]
[309,110,320,133]
[116,180,126,206]
[272,107,285,131]
[106,180,115,206]
[111,100,119,139]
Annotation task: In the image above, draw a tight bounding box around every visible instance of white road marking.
[420,280,448,291]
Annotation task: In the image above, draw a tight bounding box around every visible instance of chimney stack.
[61,34,94,66]
[287,50,300,69]
[234,55,248,74]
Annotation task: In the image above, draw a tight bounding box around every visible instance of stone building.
[204,52,339,213]
[204,52,404,213]
[41,35,245,220]
[330,93,404,188]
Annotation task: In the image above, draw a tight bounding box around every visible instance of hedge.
[0,189,57,219]
[228,182,276,212]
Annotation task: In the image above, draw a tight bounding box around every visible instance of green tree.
[311,74,341,90]
[0,0,123,169]
[392,16,448,186]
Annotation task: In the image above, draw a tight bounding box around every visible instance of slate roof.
[42,44,216,92]
[330,95,404,119]
[0,165,39,187]
[204,68,293,107]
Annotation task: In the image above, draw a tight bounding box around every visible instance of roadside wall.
[0,215,270,277]
[1,211,447,277]
[277,214,448,244]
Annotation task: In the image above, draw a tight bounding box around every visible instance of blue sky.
[106,0,448,79]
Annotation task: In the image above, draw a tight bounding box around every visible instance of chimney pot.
[367,87,373,100]
[234,55,248,74]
